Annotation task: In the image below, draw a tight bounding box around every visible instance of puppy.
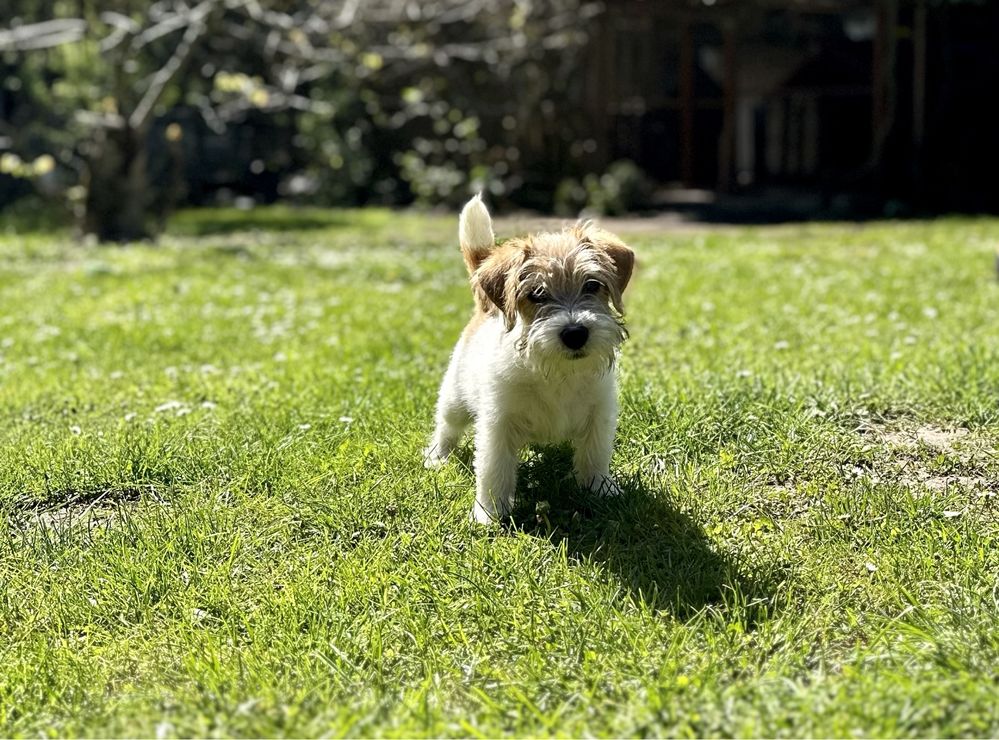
[425,195,634,524]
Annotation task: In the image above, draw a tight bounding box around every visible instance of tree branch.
[0,19,86,51]
[129,1,216,130]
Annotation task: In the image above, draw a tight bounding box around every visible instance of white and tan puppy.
[425,195,635,524]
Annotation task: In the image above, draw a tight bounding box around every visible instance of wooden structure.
[582,0,999,209]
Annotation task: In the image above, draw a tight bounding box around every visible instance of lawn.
[1,208,998,737]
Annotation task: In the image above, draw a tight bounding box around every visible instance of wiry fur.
[425,196,635,524]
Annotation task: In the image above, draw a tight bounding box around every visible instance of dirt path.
[494,212,742,236]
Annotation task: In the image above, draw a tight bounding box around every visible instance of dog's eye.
[582,279,602,295]
[528,287,549,304]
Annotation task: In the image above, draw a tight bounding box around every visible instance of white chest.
[501,372,600,444]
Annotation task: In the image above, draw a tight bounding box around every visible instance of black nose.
[559,324,589,350]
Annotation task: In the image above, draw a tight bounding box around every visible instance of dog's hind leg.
[424,360,470,468]
[425,407,470,468]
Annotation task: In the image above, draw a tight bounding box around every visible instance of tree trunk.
[81,125,151,242]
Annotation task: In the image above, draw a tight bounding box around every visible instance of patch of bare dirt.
[494,212,735,237]
[25,503,127,532]
[881,425,971,453]
[868,423,996,496]
[12,488,154,536]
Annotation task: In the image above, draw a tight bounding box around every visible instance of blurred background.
[1,0,997,241]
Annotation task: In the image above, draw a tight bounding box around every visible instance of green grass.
[1,207,998,737]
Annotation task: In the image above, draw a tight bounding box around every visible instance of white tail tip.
[459,193,494,250]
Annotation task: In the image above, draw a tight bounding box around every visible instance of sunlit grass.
[0,209,997,736]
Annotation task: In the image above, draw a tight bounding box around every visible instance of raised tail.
[458,193,495,274]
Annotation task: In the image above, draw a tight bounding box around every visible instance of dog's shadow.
[506,447,768,618]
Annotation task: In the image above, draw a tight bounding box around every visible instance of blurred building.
[582,0,999,212]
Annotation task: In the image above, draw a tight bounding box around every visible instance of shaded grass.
[0,209,997,736]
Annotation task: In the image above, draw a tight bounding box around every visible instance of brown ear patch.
[573,225,634,313]
[591,229,634,295]
[471,240,528,329]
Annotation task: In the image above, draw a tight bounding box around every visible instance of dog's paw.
[469,500,509,526]
[580,474,621,497]
[423,446,450,469]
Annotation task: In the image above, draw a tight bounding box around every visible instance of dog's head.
[468,207,634,372]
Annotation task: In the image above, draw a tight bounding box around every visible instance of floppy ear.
[587,228,634,313]
[594,230,634,293]
[471,243,526,330]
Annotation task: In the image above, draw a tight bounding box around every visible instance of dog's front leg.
[572,396,621,497]
[471,418,520,524]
